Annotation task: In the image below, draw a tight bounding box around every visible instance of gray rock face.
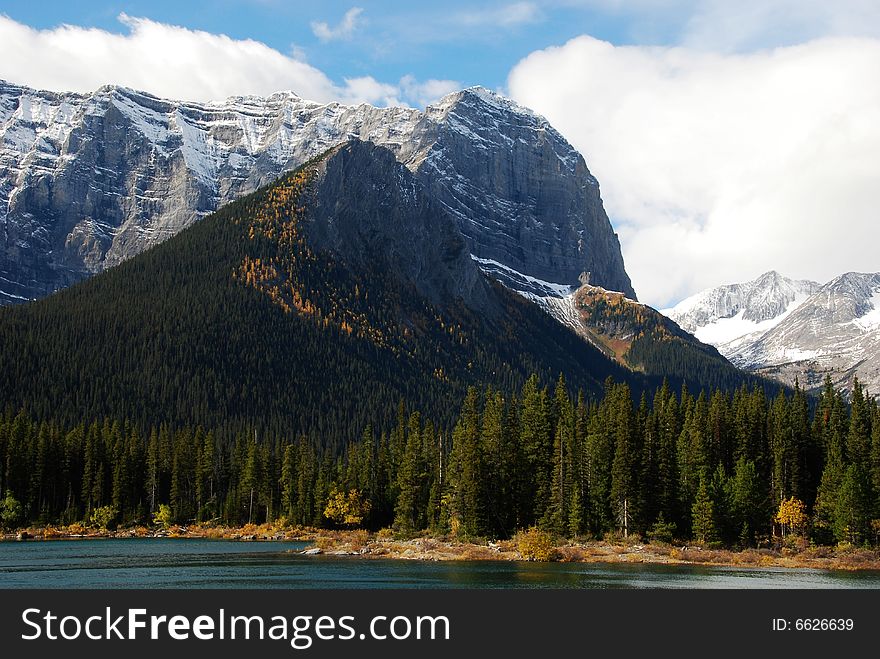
[411,89,635,299]
[306,141,490,311]
[731,272,880,395]
[0,80,634,304]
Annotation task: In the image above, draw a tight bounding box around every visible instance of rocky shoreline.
[3,524,880,572]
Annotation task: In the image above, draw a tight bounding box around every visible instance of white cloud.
[289,43,309,62]
[457,2,541,28]
[508,35,880,307]
[310,7,364,43]
[399,75,462,108]
[339,76,400,107]
[0,13,453,108]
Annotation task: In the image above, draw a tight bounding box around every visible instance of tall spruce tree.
[450,387,486,538]
[518,375,551,527]
[691,473,717,545]
[394,412,426,534]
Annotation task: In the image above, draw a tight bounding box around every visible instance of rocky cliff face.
[409,89,635,299]
[305,141,490,311]
[0,80,634,304]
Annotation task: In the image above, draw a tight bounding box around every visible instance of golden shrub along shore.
[4,523,880,572]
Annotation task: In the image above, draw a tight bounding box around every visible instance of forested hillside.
[0,145,634,442]
[570,285,765,392]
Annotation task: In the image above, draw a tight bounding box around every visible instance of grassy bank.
[4,524,880,572]
[302,530,880,572]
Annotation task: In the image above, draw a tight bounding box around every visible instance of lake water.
[1,539,879,589]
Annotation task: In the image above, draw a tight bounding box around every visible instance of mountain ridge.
[0,79,635,305]
[528,281,767,392]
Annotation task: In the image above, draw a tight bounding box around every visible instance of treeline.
[2,375,879,547]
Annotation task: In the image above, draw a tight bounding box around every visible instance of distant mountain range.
[665,270,880,395]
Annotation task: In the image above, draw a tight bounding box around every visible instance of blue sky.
[5,0,875,94]
[1,1,878,306]
[0,1,666,91]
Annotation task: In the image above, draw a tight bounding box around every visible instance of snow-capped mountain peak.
[665,271,880,395]
[664,270,819,348]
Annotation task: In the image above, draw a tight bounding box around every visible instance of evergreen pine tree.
[834,465,871,545]
[691,473,717,545]
[610,383,637,537]
[394,412,426,534]
[449,387,487,537]
[542,375,572,535]
[280,443,296,520]
[518,375,551,526]
[730,456,767,547]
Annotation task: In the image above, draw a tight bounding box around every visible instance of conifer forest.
[2,374,878,549]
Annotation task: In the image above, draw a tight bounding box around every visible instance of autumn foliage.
[776,497,808,537]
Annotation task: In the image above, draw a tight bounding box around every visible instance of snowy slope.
[664,271,819,349]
